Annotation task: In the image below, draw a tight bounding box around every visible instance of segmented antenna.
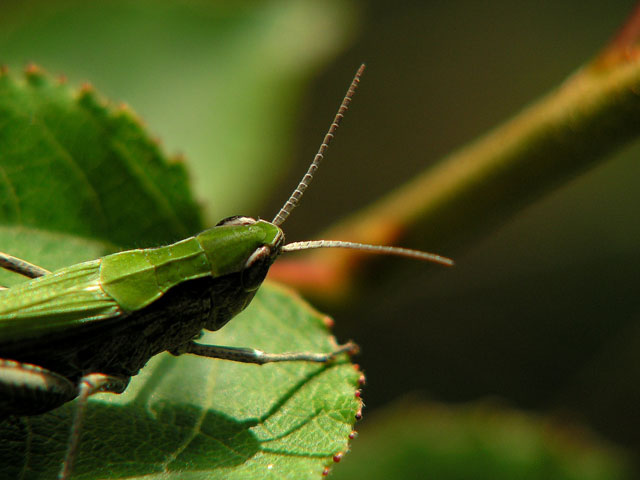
[282,240,454,266]
[273,65,453,267]
[272,64,365,226]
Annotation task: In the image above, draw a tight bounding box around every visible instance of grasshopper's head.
[199,65,453,332]
[197,216,284,292]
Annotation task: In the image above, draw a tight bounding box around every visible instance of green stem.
[272,45,640,297]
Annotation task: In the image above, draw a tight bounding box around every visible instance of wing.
[0,260,122,344]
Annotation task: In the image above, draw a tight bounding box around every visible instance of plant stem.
[270,26,640,298]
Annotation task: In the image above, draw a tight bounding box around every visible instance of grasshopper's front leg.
[0,251,51,279]
[0,251,51,289]
[174,340,359,365]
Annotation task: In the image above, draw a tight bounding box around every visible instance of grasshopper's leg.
[175,340,358,365]
[0,251,51,278]
[0,361,128,480]
[59,373,129,480]
[0,360,78,416]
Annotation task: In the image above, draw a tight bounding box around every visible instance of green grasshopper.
[0,65,453,479]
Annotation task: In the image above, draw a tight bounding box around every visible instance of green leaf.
[0,66,203,248]
[0,68,361,477]
[0,226,111,286]
[0,0,358,221]
[330,401,633,480]
[1,282,360,480]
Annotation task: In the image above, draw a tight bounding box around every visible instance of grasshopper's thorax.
[196,217,284,291]
[99,217,283,314]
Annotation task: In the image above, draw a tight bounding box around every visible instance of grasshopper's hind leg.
[175,340,359,365]
[59,373,129,480]
[0,251,51,278]
[0,360,78,416]
[0,360,129,480]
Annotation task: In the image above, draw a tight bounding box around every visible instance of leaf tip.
[353,373,365,420]
[112,101,150,136]
[76,82,100,105]
[322,315,335,328]
[169,152,187,165]
[116,101,142,120]
[76,82,109,116]
[24,63,45,85]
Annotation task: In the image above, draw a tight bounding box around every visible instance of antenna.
[273,64,454,268]
[272,64,365,227]
[282,240,454,267]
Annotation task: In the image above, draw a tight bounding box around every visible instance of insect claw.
[336,341,359,357]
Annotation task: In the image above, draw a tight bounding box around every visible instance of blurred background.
[1,0,639,477]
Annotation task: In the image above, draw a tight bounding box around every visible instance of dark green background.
[273,1,640,465]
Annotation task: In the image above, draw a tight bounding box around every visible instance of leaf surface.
[0,0,357,221]
[0,67,361,479]
[0,67,202,248]
[1,281,360,480]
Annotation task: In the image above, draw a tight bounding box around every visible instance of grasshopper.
[0,65,453,479]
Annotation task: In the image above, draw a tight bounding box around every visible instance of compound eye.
[241,246,272,292]
[216,216,256,227]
